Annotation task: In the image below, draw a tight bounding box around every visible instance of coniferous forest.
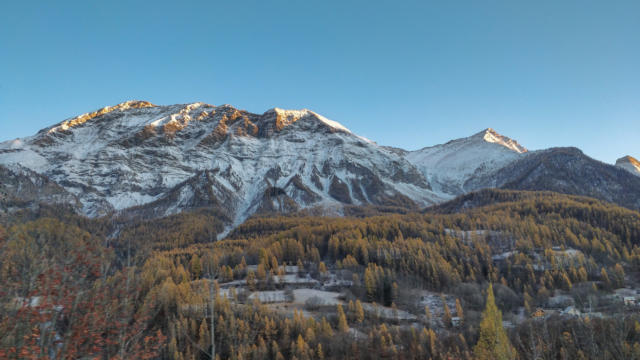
[2,189,640,359]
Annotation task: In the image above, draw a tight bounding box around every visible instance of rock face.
[1,100,639,228]
[616,156,640,177]
[0,101,440,226]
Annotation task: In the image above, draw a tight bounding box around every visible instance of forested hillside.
[2,189,640,359]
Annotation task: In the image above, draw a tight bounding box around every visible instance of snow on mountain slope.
[616,156,640,177]
[404,128,527,195]
[3,101,638,226]
[0,101,442,225]
[0,164,85,214]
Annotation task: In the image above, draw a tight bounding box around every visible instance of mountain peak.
[616,155,640,176]
[48,100,156,133]
[472,128,527,153]
[264,108,351,133]
[616,155,639,165]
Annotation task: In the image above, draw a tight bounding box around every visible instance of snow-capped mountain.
[616,156,640,177]
[0,101,441,226]
[405,128,527,195]
[402,130,640,209]
[1,100,639,227]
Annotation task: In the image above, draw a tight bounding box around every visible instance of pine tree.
[428,328,437,357]
[523,291,534,315]
[613,263,625,288]
[296,334,307,359]
[442,301,452,328]
[348,300,355,320]
[424,305,432,323]
[364,267,376,302]
[473,284,515,360]
[455,298,464,324]
[320,317,333,337]
[198,318,209,352]
[316,344,325,360]
[391,281,399,304]
[246,270,257,291]
[560,272,572,290]
[578,266,588,283]
[355,300,365,324]
[337,304,349,332]
[600,267,611,290]
[190,254,203,279]
[257,263,267,281]
[319,261,328,276]
[296,258,304,275]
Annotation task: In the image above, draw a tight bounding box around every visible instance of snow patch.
[616,156,640,177]
[405,128,527,194]
[292,289,342,305]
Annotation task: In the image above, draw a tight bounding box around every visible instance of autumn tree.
[473,284,515,360]
[337,304,349,333]
[246,270,257,291]
[355,300,365,324]
[190,254,202,279]
[455,298,464,324]
[442,296,452,328]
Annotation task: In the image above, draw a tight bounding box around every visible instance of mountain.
[0,101,441,227]
[403,131,640,210]
[1,100,639,228]
[616,155,640,177]
[405,128,527,194]
[487,148,640,209]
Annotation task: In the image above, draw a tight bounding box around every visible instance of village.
[207,234,640,337]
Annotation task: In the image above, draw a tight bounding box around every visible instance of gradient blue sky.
[1,0,638,163]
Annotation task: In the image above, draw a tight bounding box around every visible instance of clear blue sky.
[1,0,638,163]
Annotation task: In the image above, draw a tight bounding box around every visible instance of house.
[451,316,462,327]
[624,297,636,306]
[531,308,545,318]
[561,306,581,316]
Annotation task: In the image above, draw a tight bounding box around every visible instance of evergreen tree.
[355,300,365,324]
[319,261,328,276]
[473,284,515,360]
[424,305,432,323]
[455,298,464,324]
[337,304,349,333]
[442,299,452,328]
[612,263,625,288]
[190,254,202,279]
[246,270,257,291]
[364,267,376,302]
[316,344,324,360]
[198,319,209,351]
[601,267,612,290]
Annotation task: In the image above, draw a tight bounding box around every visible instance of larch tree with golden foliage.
[337,304,349,333]
[473,283,515,360]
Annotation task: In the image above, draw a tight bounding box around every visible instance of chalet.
[451,316,462,327]
[624,297,636,306]
[531,308,545,318]
[561,306,581,316]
